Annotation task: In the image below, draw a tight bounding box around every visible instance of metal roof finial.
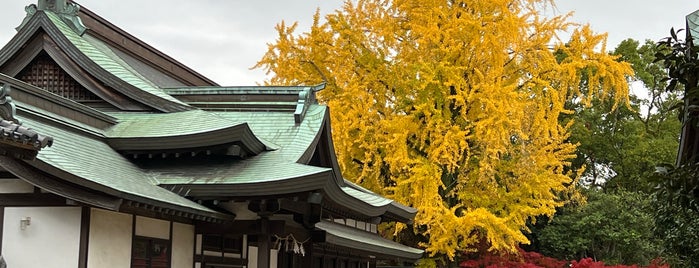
[17,0,86,35]
[38,0,67,11]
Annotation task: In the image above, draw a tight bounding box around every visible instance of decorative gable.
[17,52,100,102]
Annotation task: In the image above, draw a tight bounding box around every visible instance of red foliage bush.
[459,249,669,268]
[570,258,669,268]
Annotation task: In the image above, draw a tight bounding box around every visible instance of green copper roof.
[688,9,699,44]
[26,114,219,214]
[106,110,246,138]
[316,221,423,261]
[151,160,330,185]
[146,106,329,185]
[44,11,188,107]
[213,105,326,163]
[6,99,223,217]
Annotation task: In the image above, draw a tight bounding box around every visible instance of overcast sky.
[0,1,696,86]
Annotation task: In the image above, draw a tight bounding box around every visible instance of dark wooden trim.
[9,157,229,223]
[0,171,16,178]
[0,193,67,206]
[118,204,197,225]
[0,32,44,76]
[257,217,271,268]
[0,157,122,210]
[168,221,173,268]
[0,206,4,256]
[78,206,90,268]
[195,220,285,235]
[3,81,118,131]
[130,214,136,268]
[194,254,246,266]
[192,229,197,268]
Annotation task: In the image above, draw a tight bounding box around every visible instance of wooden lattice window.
[132,236,170,268]
[17,53,100,101]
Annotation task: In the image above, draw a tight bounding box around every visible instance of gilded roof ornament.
[17,0,87,35]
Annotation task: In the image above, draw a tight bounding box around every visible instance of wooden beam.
[78,207,90,268]
[280,198,322,228]
[0,171,15,178]
[194,255,246,266]
[0,206,4,256]
[0,156,122,211]
[195,220,285,235]
[118,204,194,225]
[258,217,271,268]
[0,193,67,206]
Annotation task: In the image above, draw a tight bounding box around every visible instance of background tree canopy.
[567,39,681,191]
[255,0,632,262]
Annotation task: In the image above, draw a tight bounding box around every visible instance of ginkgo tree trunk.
[255,0,632,261]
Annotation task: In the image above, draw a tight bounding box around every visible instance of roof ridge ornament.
[17,0,87,36]
[0,84,54,160]
[0,83,19,124]
[294,83,326,124]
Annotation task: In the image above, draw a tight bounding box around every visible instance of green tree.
[255,0,632,263]
[652,27,699,266]
[566,39,680,191]
[537,190,662,265]
[526,39,680,265]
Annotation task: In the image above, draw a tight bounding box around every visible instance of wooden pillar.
[369,260,377,268]
[258,217,270,268]
[78,207,90,268]
[0,206,4,257]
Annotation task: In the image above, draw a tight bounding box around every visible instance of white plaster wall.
[171,222,194,268]
[0,179,33,193]
[195,234,202,254]
[271,249,278,268]
[248,246,258,268]
[87,208,132,268]
[246,246,278,268]
[135,216,169,239]
[1,207,81,268]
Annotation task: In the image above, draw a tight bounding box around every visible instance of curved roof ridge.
[105,109,277,154]
[2,11,195,112]
[42,11,192,109]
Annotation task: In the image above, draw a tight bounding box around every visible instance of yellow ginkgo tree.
[255,0,632,261]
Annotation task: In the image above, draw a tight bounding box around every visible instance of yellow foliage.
[255,0,632,259]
